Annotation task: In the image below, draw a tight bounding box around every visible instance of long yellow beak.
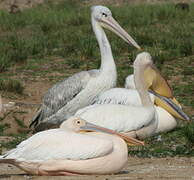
[100,16,141,49]
[151,91,190,121]
[144,64,190,121]
[80,122,144,146]
[144,64,173,98]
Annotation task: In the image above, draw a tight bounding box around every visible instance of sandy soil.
[0,157,194,180]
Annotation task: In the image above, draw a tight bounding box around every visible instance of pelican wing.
[76,104,155,133]
[3,129,113,161]
[30,71,94,127]
[95,88,155,106]
[43,71,92,114]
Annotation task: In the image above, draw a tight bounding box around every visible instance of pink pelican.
[0,117,143,175]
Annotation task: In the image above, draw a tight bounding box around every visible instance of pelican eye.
[76,120,81,124]
[102,12,107,17]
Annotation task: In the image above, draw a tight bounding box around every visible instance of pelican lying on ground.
[75,52,159,139]
[0,117,143,176]
[95,63,190,134]
[30,5,140,132]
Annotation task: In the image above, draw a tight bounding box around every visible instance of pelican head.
[133,52,153,68]
[60,116,144,146]
[91,5,141,49]
[126,52,190,121]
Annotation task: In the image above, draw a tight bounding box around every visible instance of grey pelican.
[30,5,140,131]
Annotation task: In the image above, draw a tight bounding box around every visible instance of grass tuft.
[0,78,24,94]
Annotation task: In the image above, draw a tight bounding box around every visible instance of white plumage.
[125,74,136,89]
[155,107,177,133]
[94,87,177,133]
[94,64,189,135]
[0,117,143,175]
[75,52,158,139]
[76,104,156,133]
[95,88,155,106]
[30,5,140,131]
[3,129,113,161]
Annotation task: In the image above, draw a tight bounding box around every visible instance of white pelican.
[95,89,178,134]
[30,5,140,132]
[95,66,190,134]
[0,117,143,175]
[75,52,159,139]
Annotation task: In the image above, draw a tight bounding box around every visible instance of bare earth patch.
[1,80,53,134]
[0,157,194,179]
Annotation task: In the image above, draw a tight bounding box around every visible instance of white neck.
[134,65,153,107]
[91,17,116,73]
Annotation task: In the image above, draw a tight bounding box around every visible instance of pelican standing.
[95,64,190,134]
[30,5,140,131]
[0,117,143,175]
[75,52,159,139]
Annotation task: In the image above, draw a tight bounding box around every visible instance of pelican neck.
[134,65,153,107]
[91,17,116,73]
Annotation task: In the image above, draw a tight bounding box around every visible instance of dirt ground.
[1,80,52,135]
[0,157,194,180]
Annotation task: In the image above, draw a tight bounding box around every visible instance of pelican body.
[94,61,189,135]
[30,5,140,132]
[75,52,158,139]
[95,88,177,134]
[0,117,143,175]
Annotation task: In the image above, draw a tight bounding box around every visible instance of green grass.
[0,133,28,153]
[0,1,194,72]
[0,1,193,157]
[0,123,10,136]
[0,78,24,94]
[129,122,194,157]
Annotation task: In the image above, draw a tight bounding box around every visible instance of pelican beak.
[152,91,190,121]
[144,64,173,98]
[100,16,141,50]
[80,122,144,146]
[144,64,190,121]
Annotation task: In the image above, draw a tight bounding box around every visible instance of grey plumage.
[30,5,140,132]
[30,70,112,131]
